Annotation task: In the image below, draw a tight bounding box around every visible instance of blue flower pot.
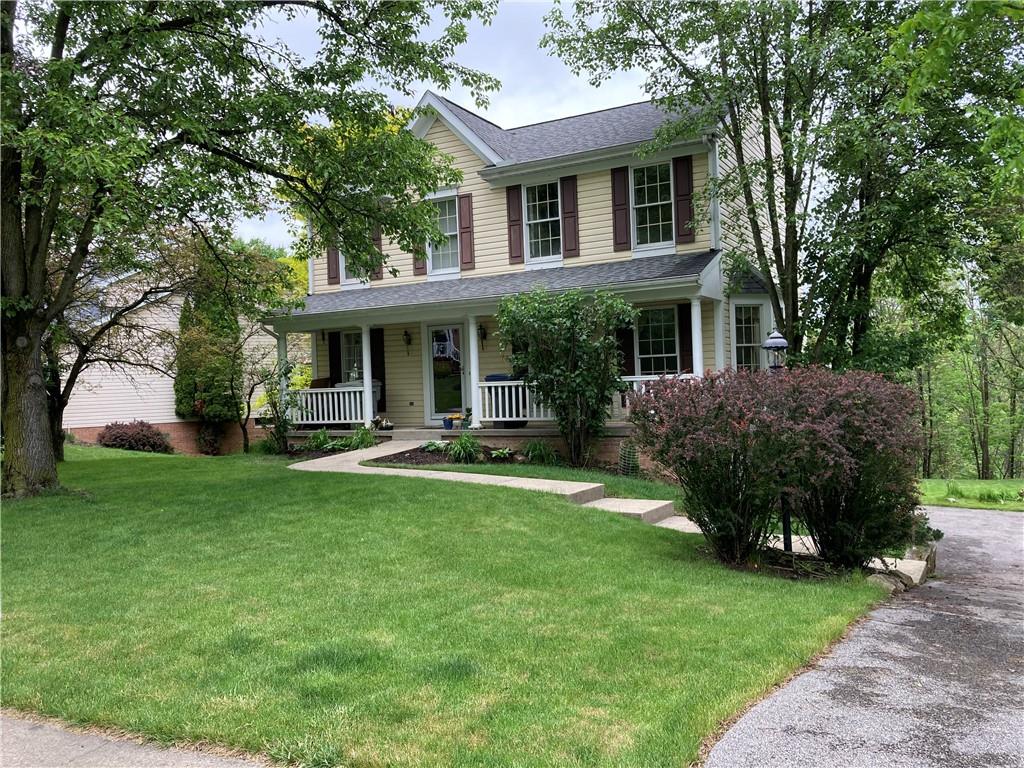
[442,416,454,430]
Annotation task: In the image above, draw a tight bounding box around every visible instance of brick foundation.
[68,419,266,455]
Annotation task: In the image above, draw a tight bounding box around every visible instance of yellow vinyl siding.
[380,324,424,426]
[476,317,512,379]
[311,119,715,295]
[701,299,715,373]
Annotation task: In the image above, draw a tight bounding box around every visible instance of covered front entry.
[426,323,465,419]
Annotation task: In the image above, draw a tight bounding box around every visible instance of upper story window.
[636,307,680,375]
[734,305,763,371]
[632,163,673,249]
[525,182,561,261]
[428,198,459,275]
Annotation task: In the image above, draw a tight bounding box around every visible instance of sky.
[235,1,646,248]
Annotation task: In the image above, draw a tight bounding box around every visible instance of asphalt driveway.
[706,505,1024,768]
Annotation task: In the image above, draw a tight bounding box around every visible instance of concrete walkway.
[0,715,264,768]
[705,506,1024,768]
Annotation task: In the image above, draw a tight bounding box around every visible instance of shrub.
[632,367,927,569]
[422,440,448,453]
[97,421,173,454]
[63,430,77,444]
[780,367,923,569]
[196,422,223,455]
[497,288,637,466]
[348,426,376,450]
[631,370,792,565]
[490,447,515,462]
[522,439,558,466]
[304,428,337,452]
[447,433,483,464]
[945,480,964,498]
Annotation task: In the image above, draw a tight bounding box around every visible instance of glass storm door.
[428,325,464,419]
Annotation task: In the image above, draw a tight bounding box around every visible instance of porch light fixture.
[402,329,412,355]
[477,323,487,351]
[762,329,788,371]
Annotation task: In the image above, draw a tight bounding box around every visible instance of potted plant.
[442,415,455,430]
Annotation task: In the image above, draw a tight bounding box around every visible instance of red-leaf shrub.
[97,421,173,454]
[779,367,922,568]
[630,370,794,565]
[631,367,925,569]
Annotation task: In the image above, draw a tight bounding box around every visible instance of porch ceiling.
[271,249,718,330]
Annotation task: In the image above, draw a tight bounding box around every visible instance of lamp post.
[762,329,792,551]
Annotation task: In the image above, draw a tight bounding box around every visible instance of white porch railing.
[478,380,555,422]
[478,374,696,425]
[289,387,364,426]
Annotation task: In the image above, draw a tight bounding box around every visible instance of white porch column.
[276,331,289,401]
[360,324,373,426]
[713,300,725,372]
[467,315,482,428]
[690,298,704,377]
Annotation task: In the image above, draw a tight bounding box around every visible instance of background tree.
[1,0,497,495]
[496,289,637,467]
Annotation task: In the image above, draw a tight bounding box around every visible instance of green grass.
[3,445,884,767]
[919,478,1024,511]
[365,460,682,504]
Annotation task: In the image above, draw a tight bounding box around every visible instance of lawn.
[366,459,682,504]
[3,446,883,767]
[919,478,1024,511]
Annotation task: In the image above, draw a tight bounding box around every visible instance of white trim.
[336,251,369,290]
[426,195,460,278]
[360,325,373,427]
[713,300,725,371]
[522,180,564,267]
[707,135,722,250]
[467,315,482,428]
[309,332,318,378]
[423,321,468,422]
[409,91,504,166]
[690,298,704,377]
[633,305,683,376]
[630,161,676,256]
[729,296,773,371]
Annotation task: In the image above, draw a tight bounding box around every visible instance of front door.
[428,324,465,420]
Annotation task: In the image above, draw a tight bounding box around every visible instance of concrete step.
[584,497,676,524]
[655,515,702,534]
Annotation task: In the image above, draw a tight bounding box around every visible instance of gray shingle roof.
[282,250,718,319]
[441,96,691,165]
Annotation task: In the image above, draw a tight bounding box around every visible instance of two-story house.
[267,91,773,433]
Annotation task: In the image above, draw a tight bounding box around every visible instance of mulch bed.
[372,446,514,466]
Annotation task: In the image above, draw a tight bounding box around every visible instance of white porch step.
[583,497,676,524]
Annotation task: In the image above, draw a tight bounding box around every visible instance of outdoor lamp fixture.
[477,323,488,351]
[762,329,789,372]
[402,329,412,355]
[763,329,792,552]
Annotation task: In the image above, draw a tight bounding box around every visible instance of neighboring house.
[267,91,775,435]
[64,298,305,454]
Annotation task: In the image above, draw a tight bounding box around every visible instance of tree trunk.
[2,321,59,495]
[42,333,65,461]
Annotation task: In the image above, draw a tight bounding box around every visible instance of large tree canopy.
[0,0,497,495]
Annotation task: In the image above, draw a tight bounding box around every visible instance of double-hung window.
[632,162,673,249]
[636,307,679,375]
[734,305,763,371]
[428,198,459,275]
[524,182,561,261]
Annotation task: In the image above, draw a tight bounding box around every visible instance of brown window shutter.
[370,328,386,411]
[413,248,427,276]
[327,331,342,384]
[677,304,693,374]
[673,156,696,244]
[326,246,340,284]
[458,193,474,270]
[506,185,523,264]
[616,327,636,376]
[560,175,580,258]
[370,226,383,281]
[611,167,631,252]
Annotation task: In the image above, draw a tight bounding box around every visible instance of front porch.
[276,299,712,431]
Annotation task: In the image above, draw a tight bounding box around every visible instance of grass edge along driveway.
[2,446,885,768]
